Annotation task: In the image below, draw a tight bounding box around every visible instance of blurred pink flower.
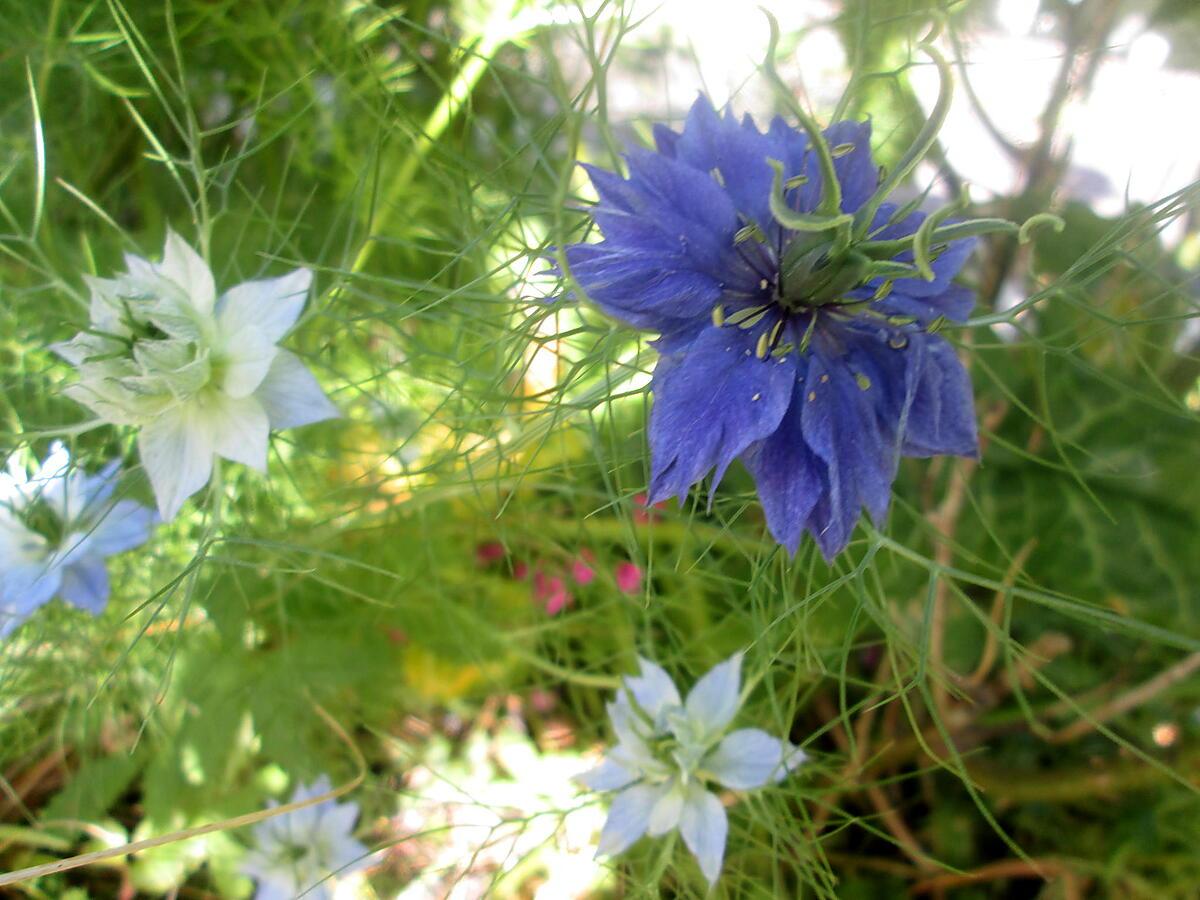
[571,549,596,585]
[632,492,669,524]
[475,541,506,566]
[615,561,642,594]
[533,570,572,615]
[512,560,529,580]
[571,560,595,585]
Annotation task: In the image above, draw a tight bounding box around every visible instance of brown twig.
[814,694,937,872]
[964,539,1037,688]
[821,850,921,880]
[909,857,1084,898]
[0,749,66,822]
[809,652,895,836]
[969,743,1200,806]
[927,403,1009,715]
[1048,651,1200,744]
[0,701,365,887]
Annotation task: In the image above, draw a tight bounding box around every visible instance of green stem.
[853,42,954,240]
[347,0,523,280]
[761,10,842,218]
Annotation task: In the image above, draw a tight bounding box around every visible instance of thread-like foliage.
[0,0,1198,897]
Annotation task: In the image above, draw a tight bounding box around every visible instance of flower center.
[776,238,871,312]
[712,226,935,362]
[20,500,65,551]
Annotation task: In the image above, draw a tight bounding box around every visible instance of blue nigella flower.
[0,443,156,636]
[560,95,980,558]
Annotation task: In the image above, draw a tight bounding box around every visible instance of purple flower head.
[560,96,980,558]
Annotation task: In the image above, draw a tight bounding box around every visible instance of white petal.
[646,780,685,837]
[33,442,71,485]
[216,268,311,347]
[679,784,728,887]
[0,512,45,566]
[62,382,140,427]
[703,728,786,790]
[220,332,278,398]
[685,652,744,738]
[160,229,215,314]
[626,657,682,722]
[51,336,91,366]
[199,393,270,472]
[124,252,158,285]
[596,783,664,857]
[254,350,339,430]
[138,406,216,520]
[579,758,638,792]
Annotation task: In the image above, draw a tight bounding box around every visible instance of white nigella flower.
[580,652,806,887]
[242,776,371,900]
[0,442,155,636]
[53,230,339,521]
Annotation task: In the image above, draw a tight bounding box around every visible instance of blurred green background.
[1,0,1199,896]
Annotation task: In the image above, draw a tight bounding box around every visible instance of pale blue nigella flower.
[53,230,340,521]
[581,653,806,887]
[242,776,370,900]
[0,442,155,636]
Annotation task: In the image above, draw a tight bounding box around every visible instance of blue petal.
[874,284,975,326]
[580,758,639,792]
[647,325,797,504]
[80,460,121,513]
[88,499,156,556]
[565,244,723,331]
[59,559,110,614]
[579,155,742,279]
[900,336,979,458]
[679,784,728,887]
[860,203,977,316]
[626,657,682,723]
[652,122,680,157]
[622,147,741,270]
[777,744,809,782]
[1,562,64,635]
[597,783,667,857]
[800,338,897,557]
[703,728,788,790]
[581,162,647,214]
[765,117,877,217]
[821,120,878,213]
[647,780,686,837]
[742,383,828,554]
[672,96,782,236]
[683,652,743,739]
